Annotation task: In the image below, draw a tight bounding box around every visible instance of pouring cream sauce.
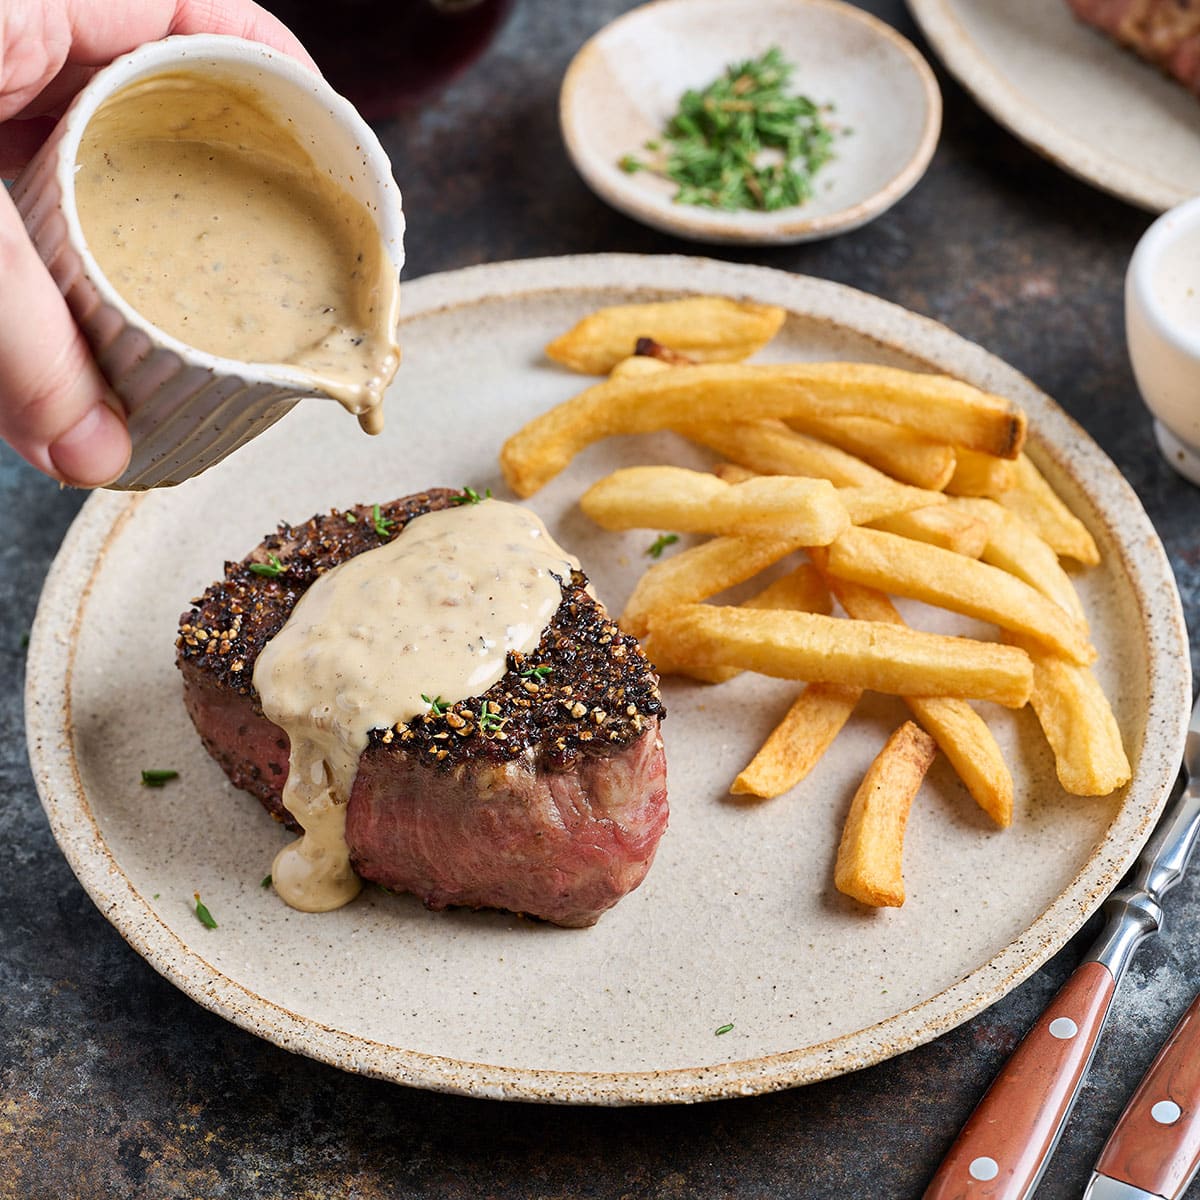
[253,500,579,911]
[74,72,400,432]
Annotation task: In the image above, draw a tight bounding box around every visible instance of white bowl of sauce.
[11,35,404,490]
[1126,194,1200,485]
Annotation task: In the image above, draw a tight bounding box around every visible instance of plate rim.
[25,252,1191,1104]
[559,0,943,244]
[905,0,1191,214]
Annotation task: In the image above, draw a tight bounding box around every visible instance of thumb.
[0,184,131,487]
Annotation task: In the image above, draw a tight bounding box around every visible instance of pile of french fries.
[504,297,1131,909]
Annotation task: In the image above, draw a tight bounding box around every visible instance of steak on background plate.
[176,488,668,928]
[1067,0,1200,94]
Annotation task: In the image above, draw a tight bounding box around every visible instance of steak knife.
[1082,989,1200,1200]
[923,694,1200,1200]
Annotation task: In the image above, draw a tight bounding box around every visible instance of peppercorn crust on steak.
[176,488,669,928]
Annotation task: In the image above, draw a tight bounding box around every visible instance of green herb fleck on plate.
[193,893,217,929]
[646,533,679,559]
[141,769,179,787]
[715,1022,734,1036]
[261,875,272,889]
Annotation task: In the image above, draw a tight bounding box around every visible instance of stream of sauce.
[252,500,580,911]
[74,72,400,431]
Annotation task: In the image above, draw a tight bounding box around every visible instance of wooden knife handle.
[1093,992,1200,1199]
[924,960,1116,1200]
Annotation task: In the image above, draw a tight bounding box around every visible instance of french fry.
[499,363,1027,496]
[834,721,938,907]
[946,449,1016,497]
[1008,636,1131,796]
[952,498,1087,626]
[545,297,786,374]
[999,453,1100,566]
[786,413,956,491]
[825,526,1095,665]
[610,354,670,380]
[643,565,832,684]
[809,550,1013,827]
[621,537,801,637]
[731,683,861,798]
[644,605,1034,707]
[868,504,991,558]
[580,466,849,542]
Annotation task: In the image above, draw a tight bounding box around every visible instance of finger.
[64,0,319,72]
[13,63,98,121]
[0,186,130,486]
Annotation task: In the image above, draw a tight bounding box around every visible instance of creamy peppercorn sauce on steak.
[175,488,668,928]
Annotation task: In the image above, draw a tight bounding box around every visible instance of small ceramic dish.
[1126,195,1200,485]
[559,0,941,244]
[11,34,405,490]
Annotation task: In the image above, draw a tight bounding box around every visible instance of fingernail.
[49,403,131,488]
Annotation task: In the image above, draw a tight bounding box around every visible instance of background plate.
[25,254,1189,1104]
[906,0,1200,213]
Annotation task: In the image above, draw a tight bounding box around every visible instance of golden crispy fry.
[731,683,861,798]
[644,605,1034,707]
[1008,636,1131,796]
[834,721,938,907]
[999,453,1100,566]
[946,449,1016,497]
[580,466,849,542]
[609,354,670,380]
[500,364,1027,496]
[808,551,1013,826]
[643,565,832,684]
[868,504,991,558]
[786,413,956,491]
[825,526,1095,665]
[621,537,800,637]
[712,461,757,485]
[545,297,786,374]
[953,498,1087,626]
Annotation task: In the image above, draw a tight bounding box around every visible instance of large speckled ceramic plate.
[26,255,1189,1104]
[906,0,1200,213]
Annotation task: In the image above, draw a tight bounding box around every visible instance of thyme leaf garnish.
[646,533,680,559]
[452,485,492,506]
[519,665,553,680]
[141,769,179,787]
[373,503,393,538]
[715,1023,734,1036]
[249,553,285,578]
[193,893,217,929]
[422,693,449,716]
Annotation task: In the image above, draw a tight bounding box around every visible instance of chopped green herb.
[715,1023,734,1036]
[249,552,286,578]
[646,533,680,559]
[519,664,554,680]
[152,893,160,900]
[619,46,840,213]
[260,875,272,889]
[345,511,358,523]
[372,503,393,538]
[422,693,449,716]
[193,893,217,929]
[452,485,492,506]
[141,769,179,787]
[479,704,508,737]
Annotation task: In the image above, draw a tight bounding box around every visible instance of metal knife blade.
[1082,1174,1161,1200]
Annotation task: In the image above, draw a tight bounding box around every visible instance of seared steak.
[1067,0,1200,94]
[177,489,668,927]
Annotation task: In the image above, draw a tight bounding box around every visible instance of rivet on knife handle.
[923,961,1117,1200]
[1092,991,1200,1200]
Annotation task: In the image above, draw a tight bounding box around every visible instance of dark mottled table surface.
[3,2,1198,1197]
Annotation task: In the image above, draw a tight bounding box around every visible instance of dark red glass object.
[265,0,514,118]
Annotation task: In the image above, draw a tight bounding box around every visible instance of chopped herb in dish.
[193,893,218,929]
[422,693,449,716]
[646,533,680,559]
[620,47,840,212]
[141,768,179,787]
[519,664,554,680]
[372,503,393,538]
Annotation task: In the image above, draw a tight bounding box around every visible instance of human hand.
[0,0,315,487]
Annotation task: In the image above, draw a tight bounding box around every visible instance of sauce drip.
[252,500,579,911]
[74,72,400,431]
